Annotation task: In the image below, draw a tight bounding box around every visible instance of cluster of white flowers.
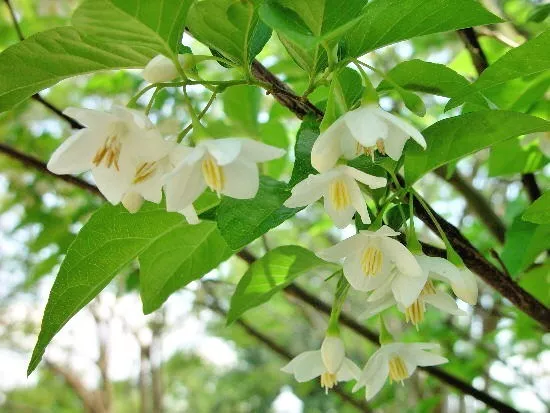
[281,108,479,400]
[47,56,285,223]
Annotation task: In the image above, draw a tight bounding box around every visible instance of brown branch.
[3,0,24,41]
[457,27,542,203]
[434,168,505,243]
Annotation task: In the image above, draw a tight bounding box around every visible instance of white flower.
[47,106,172,208]
[164,138,285,212]
[312,105,426,172]
[142,54,194,83]
[281,336,360,393]
[522,132,550,158]
[417,255,478,305]
[284,165,386,228]
[353,342,447,400]
[318,226,426,306]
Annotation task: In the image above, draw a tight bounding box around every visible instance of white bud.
[452,268,478,305]
[142,54,194,84]
[122,192,144,213]
[321,336,345,374]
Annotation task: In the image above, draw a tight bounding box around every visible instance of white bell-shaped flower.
[318,226,426,306]
[311,105,426,172]
[47,106,172,207]
[353,342,447,400]
[284,165,386,228]
[282,336,360,393]
[164,138,285,213]
[142,54,194,83]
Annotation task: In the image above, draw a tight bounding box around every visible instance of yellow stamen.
[360,246,383,276]
[421,279,436,296]
[93,135,122,171]
[405,298,425,328]
[355,138,386,158]
[375,138,386,155]
[328,179,350,210]
[201,155,224,193]
[133,162,158,184]
[320,372,337,393]
[388,356,408,383]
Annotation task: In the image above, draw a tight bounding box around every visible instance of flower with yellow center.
[281,336,360,394]
[165,138,285,214]
[318,226,425,305]
[47,106,173,208]
[284,165,386,228]
[353,342,447,400]
[311,104,427,173]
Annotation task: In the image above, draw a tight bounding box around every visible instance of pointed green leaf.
[523,192,550,225]
[343,0,501,58]
[227,245,335,324]
[404,111,550,184]
[289,116,320,186]
[320,67,363,130]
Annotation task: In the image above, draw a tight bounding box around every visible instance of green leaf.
[0,27,151,112]
[502,216,550,276]
[289,115,320,187]
[187,0,271,64]
[385,204,410,232]
[320,67,363,130]
[404,111,550,184]
[528,4,550,23]
[342,0,501,58]
[488,138,548,177]
[28,204,228,375]
[227,245,334,324]
[523,192,550,225]
[259,120,290,179]
[222,85,261,135]
[447,29,550,110]
[216,176,299,250]
[139,221,232,314]
[378,59,487,108]
[72,0,194,57]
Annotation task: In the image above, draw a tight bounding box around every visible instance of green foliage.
[187,0,271,65]
[72,0,194,56]
[488,138,548,177]
[289,115,320,186]
[342,0,501,58]
[28,203,229,374]
[216,176,299,250]
[404,110,550,184]
[320,67,363,130]
[227,245,334,324]
[523,191,550,224]
[447,29,550,109]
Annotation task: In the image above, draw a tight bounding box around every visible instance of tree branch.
[457,27,542,202]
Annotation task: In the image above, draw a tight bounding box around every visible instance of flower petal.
[359,225,400,238]
[47,130,101,174]
[92,167,131,205]
[180,205,199,225]
[337,358,361,382]
[341,165,387,189]
[281,350,325,382]
[402,347,448,368]
[343,106,389,148]
[283,173,333,208]
[323,192,355,228]
[343,253,391,292]
[373,107,426,149]
[381,124,409,160]
[380,238,423,277]
[142,54,179,83]
[202,138,242,166]
[424,291,467,316]
[164,163,206,211]
[361,293,396,319]
[239,139,286,162]
[311,117,348,172]
[317,233,364,262]
[391,270,429,307]
[321,336,345,374]
[221,160,259,199]
[346,176,371,224]
[63,107,117,128]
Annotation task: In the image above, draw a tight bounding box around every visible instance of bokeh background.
[0,0,548,412]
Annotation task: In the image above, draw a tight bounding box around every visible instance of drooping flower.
[283,165,386,228]
[318,226,426,306]
[311,105,427,172]
[47,106,172,208]
[142,54,195,83]
[281,336,360,393]
[164,138,285,213]
[353,342,447,400]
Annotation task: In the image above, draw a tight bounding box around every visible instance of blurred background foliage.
[0,0,548,412]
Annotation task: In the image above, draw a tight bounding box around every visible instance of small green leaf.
[216,177,300,250]
[321,67,363,130]
[0,27,151,112]
[289,115,320,186]
[72,0,195,57]
[227,245,335,324]
[342,0,501,58]
[447,29,550,110]
[488,138,548,177]
[528,4,550,23]
[222,85,261,135]
[404,111,550,184]
[187,0,270,64]
[139,221,232,314]
[400,89,426,117]
[523,192,550,225]
[502,216,550,276]
[385,204,410,231]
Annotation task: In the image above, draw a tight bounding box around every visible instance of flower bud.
[122,192,144,213]
[321,336,345,374]
[142,54,195,83]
